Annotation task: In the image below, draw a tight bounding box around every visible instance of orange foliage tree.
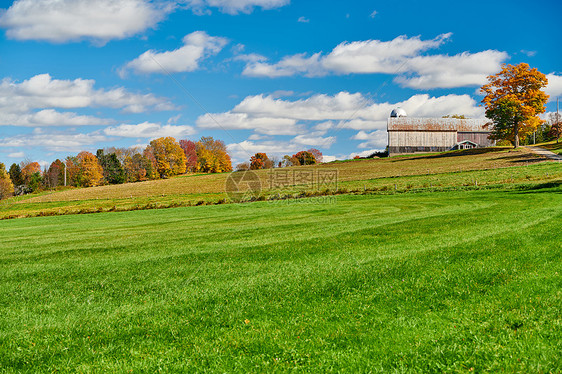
[481,63,549,148]
[145,137,186,178]
[21,161,41,183]
[250,153,272,170]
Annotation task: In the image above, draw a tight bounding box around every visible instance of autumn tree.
[123,153,155,182]
[307,148,323,163]
[196,137,232,173]
[250,153,273,170]
[145,137,186,178]
[67,152,103,187]
[0,163,14,200]
[97,149,125,184]
[179,139,198,172]
[293,151,316,166]
[20,161,43,192]
[481,63,549,148]
[45,159,65,188]
[549,112,562,143]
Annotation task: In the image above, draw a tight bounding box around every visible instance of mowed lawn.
[1,187,561,372]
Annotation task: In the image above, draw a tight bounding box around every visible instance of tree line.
[236,149,323,171]
[0,136,232,199]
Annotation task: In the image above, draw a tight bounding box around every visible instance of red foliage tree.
[307,148,323,163]
[179,139,198,172]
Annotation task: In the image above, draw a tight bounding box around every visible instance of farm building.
[387,108,495,156]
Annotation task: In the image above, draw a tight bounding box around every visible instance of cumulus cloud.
[197,112,300,135]
[213,91,484,129]
[0,73,175,128]
[298,16,309,23]
[7,151,25,158]
[0,132,108,152]
[183,0,289,15]
[123,31,228,75]
[103,122,196,138]
[244,34,451,77]
[0,73,175,114]
[351,130,387,149]
[395,50,509,89]
[546,73,562,100]
[242,33,509,89]
[0,0,172,44]
[0,109,113,127]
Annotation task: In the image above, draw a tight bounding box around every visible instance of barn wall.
[457,132,495,147]
[388,131,456,147]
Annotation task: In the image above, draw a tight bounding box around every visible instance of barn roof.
[388,117,491,132]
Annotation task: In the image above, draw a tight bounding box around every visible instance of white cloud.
[0,73,175,114]
[244,53,324,78]
[197,112,300,135]
[351,130,387,148]
[220,91,484,127]
[184,0,289,15]
[244,34,451,77]
[292,134,336,148]
[0,109,113,127]
[0,0,172,44]
[395,50,508,89]
[546,73,562,100]
[242,33,509,89]
[103,122,196,138]
[298,16,309,23]
[123,31,228,75]
[369,10,377,18]
[0,132,108,152]
[0,73,175,127]
[7,151,25,158]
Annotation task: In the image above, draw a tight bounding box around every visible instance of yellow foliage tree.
[0,163,14,200]
[196,137,232,173]
[481,63,549,147]
[145,137,186,178]
[76,151,104,187]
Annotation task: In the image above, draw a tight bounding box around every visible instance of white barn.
[387,108,494,156]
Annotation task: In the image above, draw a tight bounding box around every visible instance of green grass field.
[1,185,561,372]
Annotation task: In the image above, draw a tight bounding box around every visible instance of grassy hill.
[1,147,560,219]
[1,187,561,372]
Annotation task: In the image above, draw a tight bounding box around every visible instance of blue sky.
[0,0,561,166]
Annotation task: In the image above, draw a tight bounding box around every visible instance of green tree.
[97,149,125,184]
[9,163,23,186]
